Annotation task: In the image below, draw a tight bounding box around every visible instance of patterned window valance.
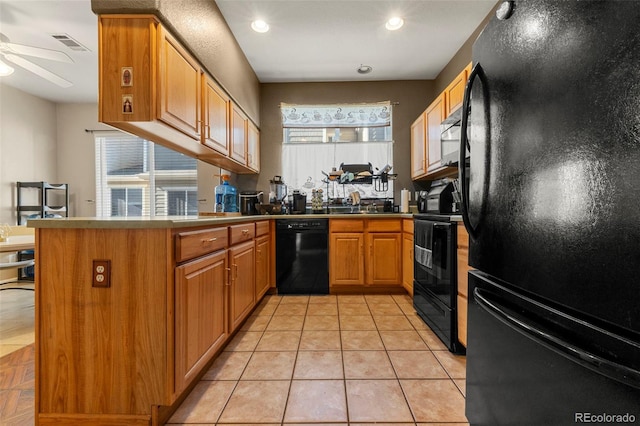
[281,101,391,128]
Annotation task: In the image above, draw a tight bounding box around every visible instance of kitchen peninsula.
[30,213,412,425]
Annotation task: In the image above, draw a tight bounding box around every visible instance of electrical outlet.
[93,260,111,288]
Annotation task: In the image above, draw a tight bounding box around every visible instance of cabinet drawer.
[175,227,228,262]
[255,220,269,237]
[229,223,255,245]
[367,219,401,233]
[330,219,364,232]
[402,218,414,234]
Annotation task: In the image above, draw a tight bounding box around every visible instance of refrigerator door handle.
[459,62,482,240]
[474,287,640,390]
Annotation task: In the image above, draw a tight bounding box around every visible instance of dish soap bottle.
[215,174,238,213]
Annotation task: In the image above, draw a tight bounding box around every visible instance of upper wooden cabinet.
[158,25,201,140]
[410,93,445,178]
[410,112,427,179]
[247,120,260,172]
[202,75,230,156]
[230,103,248,165]
[444,62,472,117]
[411,63,472,181]
[98,15,258,174]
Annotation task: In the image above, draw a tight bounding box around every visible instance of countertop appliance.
[269,176,288,214]
[461,2,640,424]
[290,191,307,214]
[413,213,463,354]
[275,219,329,294]
[418,180,455,214]
[239,191,262,215]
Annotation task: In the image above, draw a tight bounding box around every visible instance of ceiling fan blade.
[3,42,73,63]
[3,53,73,88]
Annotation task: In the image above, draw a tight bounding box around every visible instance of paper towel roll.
[400,189,410,213]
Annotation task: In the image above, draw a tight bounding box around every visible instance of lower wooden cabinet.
[35,221,272,425]
[329,219,402,290]
[367,232,402,285]
[402,221,414,295]
[174,249,228,393]
[329,232,365,285]
[229,239,256,332]
[255,234,270,300]
[457,222,471,347]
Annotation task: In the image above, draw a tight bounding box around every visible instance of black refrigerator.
[460,1,640,425]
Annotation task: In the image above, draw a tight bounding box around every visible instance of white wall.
[56,103,111,217]
[0,83,115,222]
[0,84,58,224]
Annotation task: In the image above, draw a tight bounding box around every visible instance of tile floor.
[167,294,469,425]
[0,290,469,425]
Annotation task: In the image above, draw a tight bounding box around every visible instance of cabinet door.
[402,233,414,295]
[175,250,228,393]
[457,222,470,347]
[229,240,255,332]
[426,93,446,172]
[445,63,472,117]
[247,121,260,172]
[230,103,248,164]
[202,75,230,155]
[158,26,201,140]
[411,112,427,179]
[255,234,270,300]
[329,233,365,286]
[367,232,402,285]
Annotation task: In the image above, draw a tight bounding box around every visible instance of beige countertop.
[28,213,416,229]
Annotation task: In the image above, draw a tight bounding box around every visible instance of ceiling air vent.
[50,33,89,52]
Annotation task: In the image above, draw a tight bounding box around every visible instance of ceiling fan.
[0,33,74,88]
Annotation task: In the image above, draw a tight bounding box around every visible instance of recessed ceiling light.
[357,64,373,74]
[251,19,270,33]
[385,16,404,31]
[0,58,14,76]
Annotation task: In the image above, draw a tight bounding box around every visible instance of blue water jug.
[215,175,238,213]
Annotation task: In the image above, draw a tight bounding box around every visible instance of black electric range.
[413,212,464,354]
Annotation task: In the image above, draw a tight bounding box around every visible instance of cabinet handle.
[234,263,238,279]
[242,229,249,235]
[225,267,232,285]
[202,237,218,243]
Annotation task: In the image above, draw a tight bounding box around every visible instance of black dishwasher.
[276,219,329,294]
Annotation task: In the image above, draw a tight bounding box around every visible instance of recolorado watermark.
[575,412,637,423]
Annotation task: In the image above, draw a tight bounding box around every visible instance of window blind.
[94,133,198,217]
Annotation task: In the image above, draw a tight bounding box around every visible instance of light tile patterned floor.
[167,294,469,425]
[0,291,469,425]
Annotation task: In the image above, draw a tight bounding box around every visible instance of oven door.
[412,219,462,353]
[413,220,455,307]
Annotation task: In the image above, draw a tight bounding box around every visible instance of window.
[281,102,394,201]
[94,133,198,217]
